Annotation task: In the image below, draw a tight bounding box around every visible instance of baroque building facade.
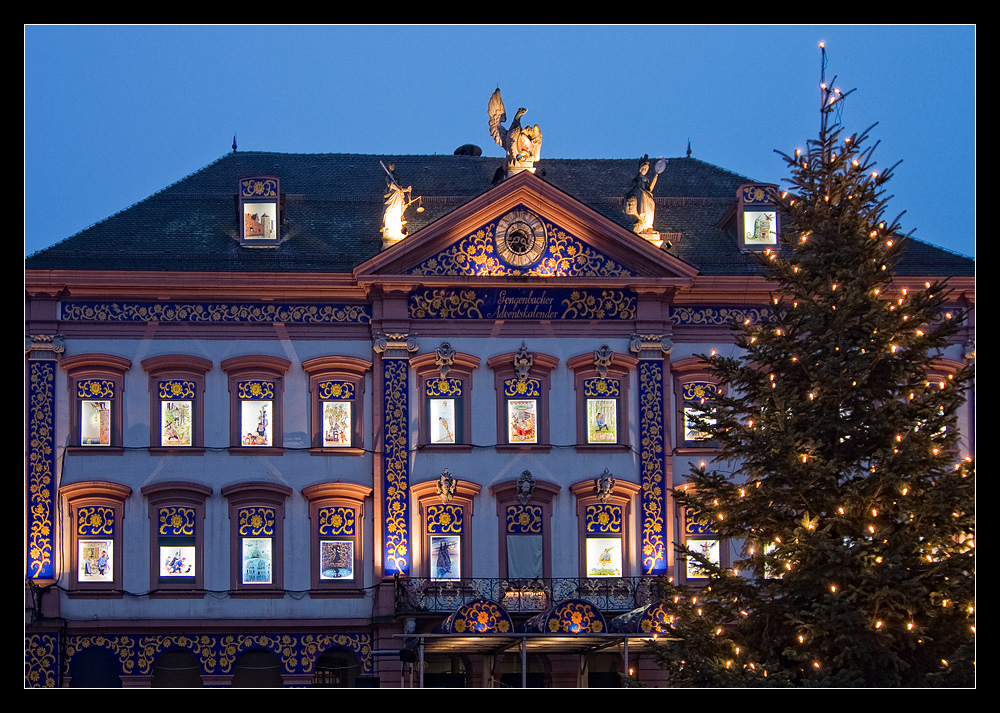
[25,143,975,687]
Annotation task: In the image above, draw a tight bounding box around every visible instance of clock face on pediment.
[357,173,700,282]
[494,209,547,267]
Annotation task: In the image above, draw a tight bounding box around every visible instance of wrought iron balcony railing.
[395,576,661,615]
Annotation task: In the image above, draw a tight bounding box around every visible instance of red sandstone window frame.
[410,478,481,580]
[410,351,480,452]
[61,353,131,453]
[490,478,560,580]
[570,479,641,579]
[302,356,372,455]
[60,480,132,596]
[140,481,212,596]
[488,351,558,452]
[674,491,730,584]
[671,356,724,452]
[222,482,292,596]
[302,482,372,595]
[220,355,291,454]
[567,351,637,452]
[141,355,213,454]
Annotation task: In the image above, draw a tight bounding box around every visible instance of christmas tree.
[657,48,975,687]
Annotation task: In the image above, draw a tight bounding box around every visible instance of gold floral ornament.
[171,514,183,528]
[251,514,263,528]
[332,514,343,529]
[89,382,101,396]
[598,511,610,526]
[519,512,530,526]
[253,181,265,195]
[439,512,452,527]
[250,383,262,397]
[171,383,183,396]
[90,513,103,528]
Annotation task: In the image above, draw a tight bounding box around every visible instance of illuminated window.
[61,481,132,594]
[222,482,291,594]
[568,349,637,450]
[411,348,480,450]
[302,356,371,454]
[61,354,131,451]
[411,477,480,580]
[672,357,723,451]
[141,355,212,452]
[239,176,280,247]
[488,347,557,451]
[677,500,725,581]
[221,356,291,452]
[302,482,372,593]
[570,478,640,579]
[141,481,211,594]
[736,183,779,250]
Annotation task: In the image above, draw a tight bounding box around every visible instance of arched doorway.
[151,649,203,687]
[311,649,361,688]
[231,649,282,688]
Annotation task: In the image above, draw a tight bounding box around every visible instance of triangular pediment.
[355,171,698,284]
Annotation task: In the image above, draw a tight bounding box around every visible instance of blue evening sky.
[24,25,975,260]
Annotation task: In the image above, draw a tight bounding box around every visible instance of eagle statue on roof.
[488,88,542,178]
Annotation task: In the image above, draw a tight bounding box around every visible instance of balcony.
[394,577,661,615]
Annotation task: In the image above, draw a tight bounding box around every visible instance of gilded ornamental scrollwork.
[61,302,371,324]
[638,361,666,574]
[408,218,634,278]
[27,361,55,579]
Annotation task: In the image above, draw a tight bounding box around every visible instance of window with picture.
[571,477,640,580]
[411,347,480,450]
[303,482,371,593]
[61,354,131,451]
[303,356,371,454]
[411,476,480,581]
[678,500,723,581]
[672,356,723,451]
[222,482,291,594]
[568,349,636,450]
[141,481,211,594]
[142,355,212,452]
[488,345,557,451]
[681,382,720,447]
[239,176,280,247]
[584,504,624,578]
[426,500,466,581]
[221,356,291,452]
[61,481,132,594]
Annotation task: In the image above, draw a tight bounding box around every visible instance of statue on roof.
[488,88,542,179]
[380,161,422,249]
[624,155,666,247]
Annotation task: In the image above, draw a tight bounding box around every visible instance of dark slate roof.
[26,151,973,278]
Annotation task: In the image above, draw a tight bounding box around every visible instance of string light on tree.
[654,44,974,688]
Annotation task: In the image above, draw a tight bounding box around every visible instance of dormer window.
[239,177,280,247]
[737,183,778,250]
